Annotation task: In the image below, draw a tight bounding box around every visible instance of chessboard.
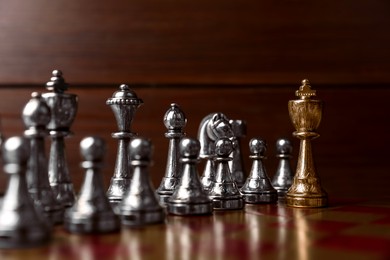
[0,198,389,260]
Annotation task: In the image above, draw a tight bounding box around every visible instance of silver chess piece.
[120,138,165,227]
[64,137,120,234]
[240,138,278,204]
[157,103,187,205]
[0,137,51,248]
[229,119,247,188]
[106,84,143,213]
[209,138,244,210]
[167,138,213,215]
[23,92,64,224]
[198,113,235,191]
[42,70,78,208]
[272,138,294,197]
[198,113,217,191]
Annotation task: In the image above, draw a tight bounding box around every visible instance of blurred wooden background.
[0,0,389,200]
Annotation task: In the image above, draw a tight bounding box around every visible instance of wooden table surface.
[0,197,389,260]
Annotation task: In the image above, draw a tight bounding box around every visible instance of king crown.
[295,79,316,99]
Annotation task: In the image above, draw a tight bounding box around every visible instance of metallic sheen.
[209,138,244,210]
[272,138,294,197]
[167,138,213,215]
[42,70,77,208]
[229,119,247,188]
[0,137,51,248]
[120,138,165,227]
[157,103,187,205]
[240,138,278,203]
[23,92,64,224]
[106,84,143,213]
[198,113,236,191]
[286,79,328,208]
[64,137,120,234]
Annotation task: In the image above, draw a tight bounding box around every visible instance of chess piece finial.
[272,138,294,197]
[45,70,68,93]
[42,70,78,208]
[106,84,143,213]
[240,138,278,203]
[295,79,316,99]
[167,138,212,215]
[157,103,187,205]
[23,92,64,224]
[209,138,243,210]
[287,79,327,207]
[229,119,247,188]
[120,138,165,226]
[64,137,120,234]
[0,137,51,248]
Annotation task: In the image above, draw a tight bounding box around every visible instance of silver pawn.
[229,119,247,188]
[240,138,278,203]
[64,137,120,234]
[42,70,78,208]
[106,84,143,213]
[272,138,294,197]
[0,137,51,248]
[120,138,165,227]
[209,138,244,210]
[23,92,64,224]
[157,103,187,205]
[167,138,213,215]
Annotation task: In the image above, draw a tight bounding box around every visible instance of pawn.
[272,138,294,197]
[23,92,64,224]
[209,138,244,210]
[167,138,213,215]
[64,137,120,234]
[0,137,51,248]
[120,138,165,227]
[240,138,278,203]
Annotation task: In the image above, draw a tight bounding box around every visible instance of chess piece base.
[46,208,65,225]
[274,187,289,197]
[157,193,172,206]
[0,229,50,249]
[121,209,165,227]
[211,197,244,210]
[167,202,213,215]
[64,215,120,234]
[286,194,327,208]
[242,191,278,204]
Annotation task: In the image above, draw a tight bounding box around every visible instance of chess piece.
[240,138,278,203]
[106,84,143,213]
[198,113,235,191]
[167,138,213,215]
[272,138,294,197]
[120,138,165,227]
[42,70,77,208]
[229,119,247,188]
[64,137,120,234]
[0,137,51,248]
[286,79,327,207]
[23,92,64,224]
[209,138,243,210]
[157,103,187,205]
[198,113,217,191]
